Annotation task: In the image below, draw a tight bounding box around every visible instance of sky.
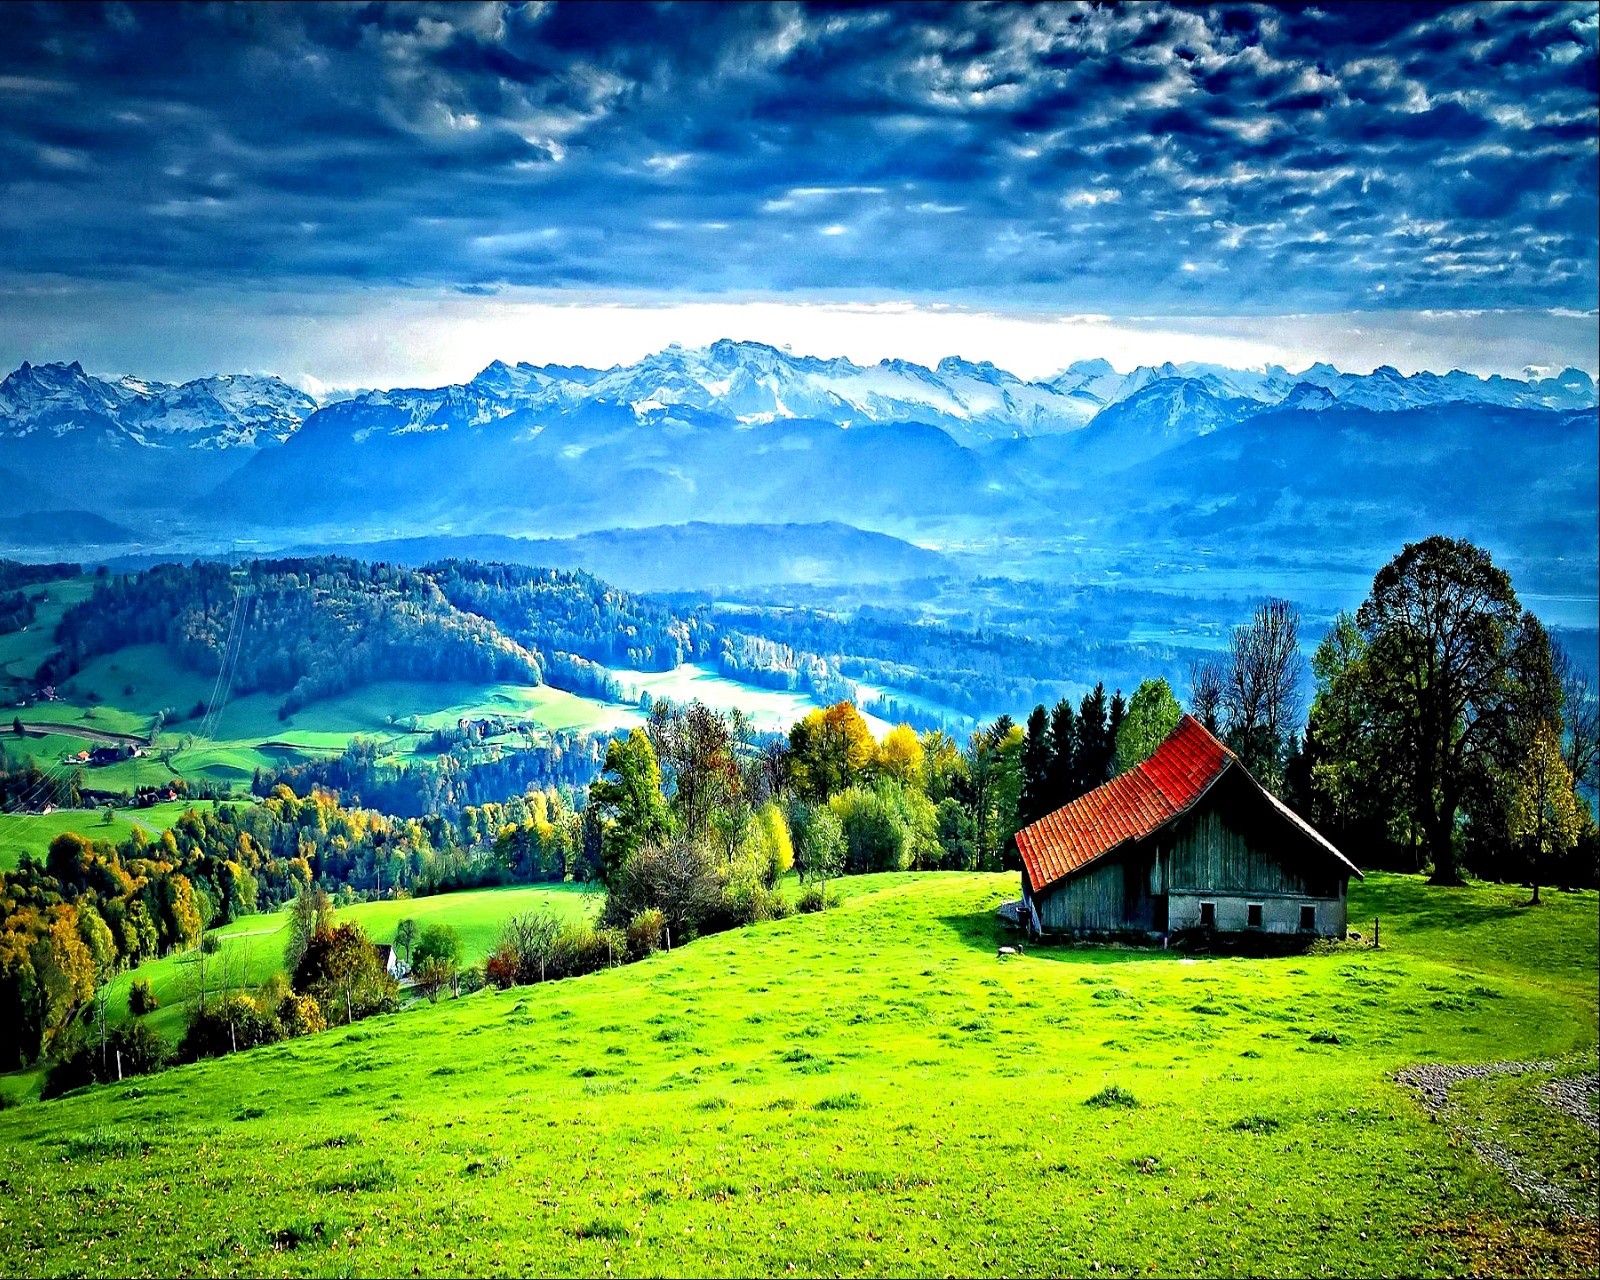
[1,1,1595,387]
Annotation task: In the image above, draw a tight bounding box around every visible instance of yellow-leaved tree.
[1507,721,1582,905]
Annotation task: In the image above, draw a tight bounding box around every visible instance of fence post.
[1373,917,1379,949]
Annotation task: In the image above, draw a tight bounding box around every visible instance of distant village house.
[1014,715,1360,941]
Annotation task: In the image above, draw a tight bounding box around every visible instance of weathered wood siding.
[1162,770,1340,900]
[1031,766,1350,937]
[1033,856,1125,933]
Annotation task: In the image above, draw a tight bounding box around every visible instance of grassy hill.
[0,872,1594,1277]
[0,799,197,872]
[1,568,864,800]
[93,882,602,1044]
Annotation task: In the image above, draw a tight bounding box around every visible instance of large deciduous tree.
[1222,598,1303,786]
[787,702,877,803]
[1323,536,1529,885]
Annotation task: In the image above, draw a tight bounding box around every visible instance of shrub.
[714,883,793,929]
[796,883,840,914]
[552,921,614,978]
[484,944,520,990]
[200,934,222,955]
[602,838,720,943]
[626,908,666,958]
[181,992,283,1061]
[44,1022,171,1098]
[278,993,326,1037]
[595,926,628,968]
[1084,1085,1139,1109]
[457,964,486,996]
[413,959,453,1002]
[127,979,157,1017]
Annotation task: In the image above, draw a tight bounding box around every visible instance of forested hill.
[36,557,711,720]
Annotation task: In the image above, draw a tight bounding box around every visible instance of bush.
[43,1023,171,1098]
[796,883,840,914]
[552,921,612,979]
[180,992,283,1061]
[626,908,666,958]
[484,944,520,990]
[127,979,157,1017]
[595,926,628,968]
[200,934,222,955]
[602,838,720,943]
[712,883,793,930]
[456,964,486,996]
[1084,1085,1139,1109]
[413,959,453,1002]
[278,993,326,1037]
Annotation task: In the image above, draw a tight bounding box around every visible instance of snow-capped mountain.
[3,349,1593,460]
[334,342,1597,442]
[0,361,316,449]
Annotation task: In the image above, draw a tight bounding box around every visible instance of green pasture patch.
[90,881,601,1044]
[0,799,198,871]
[0,872,1594,1278]
[0,573,96,686]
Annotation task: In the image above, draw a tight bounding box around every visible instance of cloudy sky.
[1,1,1595,386]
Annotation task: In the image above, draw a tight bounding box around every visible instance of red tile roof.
[1015,714,1359,894]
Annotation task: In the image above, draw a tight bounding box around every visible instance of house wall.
[1032,857,1126,933]
[1167,891,1346,938]
[1030,770,1351,939]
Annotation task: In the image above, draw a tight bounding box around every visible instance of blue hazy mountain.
[0,346,1594,601]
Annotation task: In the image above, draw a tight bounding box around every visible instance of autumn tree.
[588,729,671,886]
[788,702,876,802]
[283,883,333,976]
[1507,722,1582,905]
[647,700,742,843]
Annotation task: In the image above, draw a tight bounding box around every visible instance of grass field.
[90,882,603,1045]
[0,575,97,690]
[0,799,200,872]
[0,872,1594,1277]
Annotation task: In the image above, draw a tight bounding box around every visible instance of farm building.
[1014,715,1360,940]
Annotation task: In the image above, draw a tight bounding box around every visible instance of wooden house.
[1015,715,1360,940]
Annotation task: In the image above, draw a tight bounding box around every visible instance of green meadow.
[89,882,604,1045]
[0,872,1594,1277]
[0,799,198,872]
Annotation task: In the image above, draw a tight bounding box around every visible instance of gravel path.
[1396,1060,1600,1219]
[1542,1072,1600,1133]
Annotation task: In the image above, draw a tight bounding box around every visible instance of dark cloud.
[0,0,1593,312]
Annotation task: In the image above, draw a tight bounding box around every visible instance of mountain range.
[0,343,1594,608]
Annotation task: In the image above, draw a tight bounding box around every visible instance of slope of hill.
[294,523,953,591]
[0,872,1593,1276]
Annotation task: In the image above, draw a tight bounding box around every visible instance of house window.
[1199,902,1216,928]
[1247,903,1263,928]
[1300,905,1316,931]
